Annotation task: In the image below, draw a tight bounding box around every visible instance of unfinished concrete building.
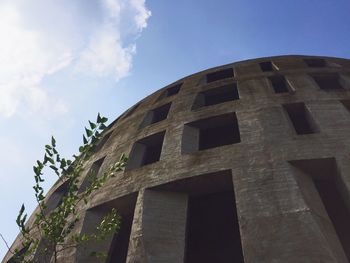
[4,55,350,263]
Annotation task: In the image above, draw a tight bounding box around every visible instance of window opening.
[259,61,275,72]
[126,131,165,170]
[312,73,343,90]
[79,157,105,193]
[152,170,244,263]
[269,75,289,93]
[140,103,171,128]
[283,103,319,134]
[182,113,240,153]
[192,83,239,110]
[290,158,350,261]
[206,68,234,83]
[158,83,182,100]
[304,58,327,68]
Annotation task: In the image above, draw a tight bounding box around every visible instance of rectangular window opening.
[312,73,344,90]
[269,75,289,93]
[158,83,182,100]
[206,68,234,83]
[126,131,165,170]
[151,170,244,263]
[167,83,182,96]
[44,181,69,213]
[79,157,105,193]
[192,83,239,110]
[283,103,319,135]
[290,158,350,261]
[259,61,275,72]
[77,193,138,263]
[182,113,240,154]
[304,58,327,68]
[140,103,171,128]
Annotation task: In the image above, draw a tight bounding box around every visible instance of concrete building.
[4,55,350,263]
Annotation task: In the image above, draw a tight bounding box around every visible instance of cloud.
[75,0,151,79]
[0,4,72,117]
[0,0,151,118]
[76,26,136,80]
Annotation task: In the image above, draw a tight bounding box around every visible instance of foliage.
[4,114,127,263]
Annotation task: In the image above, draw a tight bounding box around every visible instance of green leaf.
[85,128,93,137]
[49,165,58,171]
[83,135,88,144]
[101,117,108,123]
[46,148,53,157]
[36,160,43,168]
[45,144,52,150]
[51,136,56,147]
[89,120,97,129]
[97,113,102,123]
[17,204,25,225]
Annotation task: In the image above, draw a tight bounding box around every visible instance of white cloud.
[0,3,72,117]
[130,0,152,30]
[0,0,151,118]
[75,0,151,79]
[77,27,136,80]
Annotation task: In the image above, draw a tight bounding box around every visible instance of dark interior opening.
[79,157,105,193]
[314,179,350,260]
[304,58,327,68]
[269,75,289,93]
[290,158,350,261]
[206,68,234,83]
[44,181,69,214]
[199,123,237,150]
[151,170,244,263]
[140,103,171,128]
[126,131,165,169]
[158,83,182,100]
[167,83,182,96]
[340,100,350,112]
[192,83,239,110]
[186,191,244,263]
[78,193,138,263]
[182,113,240,153]
[260,61,274,72]
[312,73,343,90]
[283,103,319,134]
[106,212,135,263]
[197,114,240,150]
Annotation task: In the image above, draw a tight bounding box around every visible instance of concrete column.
[127,189,188,263]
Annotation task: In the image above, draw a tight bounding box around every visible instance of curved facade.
[4,55,350,263]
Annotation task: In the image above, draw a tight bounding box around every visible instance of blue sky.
[1,0,350,259]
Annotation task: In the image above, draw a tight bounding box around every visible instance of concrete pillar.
[127,189,188,263]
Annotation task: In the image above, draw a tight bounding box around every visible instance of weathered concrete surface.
[127,190,188,263]
[3,55,350,263]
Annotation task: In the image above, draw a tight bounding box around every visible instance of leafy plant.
[2,114,126,263]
